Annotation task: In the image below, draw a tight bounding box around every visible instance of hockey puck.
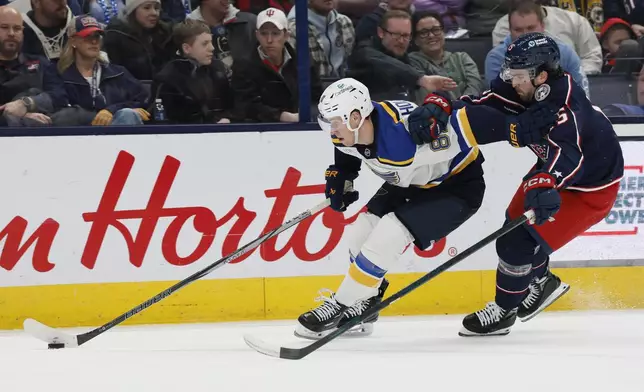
[48,343,65,349]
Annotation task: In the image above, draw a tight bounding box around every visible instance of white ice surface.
[1,310,643,392]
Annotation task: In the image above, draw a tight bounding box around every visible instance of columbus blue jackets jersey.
[454,73,624,192]
[333,100,482,188]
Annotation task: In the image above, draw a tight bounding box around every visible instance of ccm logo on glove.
[523,172,555,192]
[424,94,452,114]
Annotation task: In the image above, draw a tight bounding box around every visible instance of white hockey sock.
[335,213,413,306]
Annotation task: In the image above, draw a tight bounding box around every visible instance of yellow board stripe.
[348,263,382,287]
[457,109,479,147]
[3,266,644,330]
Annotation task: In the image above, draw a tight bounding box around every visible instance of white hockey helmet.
[317,78,374,143]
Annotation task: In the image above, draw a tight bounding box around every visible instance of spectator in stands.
[409,11,483,98]
[86,0,123,23]
[231,7,321,122]
[485,0,590,96]
[599,18,642,74]
[355,0,413,43]
[0,6,53,126]
[68,0,82,15]
[22,0,74,60]
[237,0,292,15]
[536,0,604,33]
[601,63,644,115]
[412,0,466,35]
[493,0,602,75]
[160,0,191,22]
[463,0,508,37]
[44,15,149,125]
[286,0,355,78]
[348,9,456,102]
[187,0,257,79]
[150,19,235,123]
[604,0,644,37]
[103,0,174,80]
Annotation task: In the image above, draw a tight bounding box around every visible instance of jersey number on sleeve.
[429,122,451,151]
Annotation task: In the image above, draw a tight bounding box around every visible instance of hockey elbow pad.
[325,165,359,212]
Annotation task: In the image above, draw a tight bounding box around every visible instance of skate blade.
[294,323,374,341]
[520,282,570,323]
[458,327,511,337]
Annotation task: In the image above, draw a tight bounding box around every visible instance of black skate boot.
[337,278,390,337]
[518,270,570,322]
[459,302,517,337]
[294,289,347,340]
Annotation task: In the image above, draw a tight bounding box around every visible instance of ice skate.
[337,278,390,336]
[518,270,570,322]
[294,279,389,340]
[459,302,517,337]
[294,289,347,340]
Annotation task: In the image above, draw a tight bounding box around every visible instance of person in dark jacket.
[103,0,175,80]
[231,7,321,123]
[44,15,150,125]
[151,19,235,123]
[348,10,455,103]
[354,0,413,43]
[187,0,257,79]
[21,0,74,60]
[0,6,53,126]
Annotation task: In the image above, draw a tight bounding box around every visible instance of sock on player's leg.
[335,213,413,306]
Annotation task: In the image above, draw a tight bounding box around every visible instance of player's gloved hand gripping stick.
[325,165,359,212]
[523,171,561,225]
[244,209,536,360]
[23,199,332,349]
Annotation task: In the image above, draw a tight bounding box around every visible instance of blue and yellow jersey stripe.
[419,108,481,188]
[373,103,417,167]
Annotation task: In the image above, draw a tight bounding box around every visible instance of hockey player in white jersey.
[295,78,489,339]
[296,77,559,339]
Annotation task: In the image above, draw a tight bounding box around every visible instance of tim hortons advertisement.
[0,131,639,287]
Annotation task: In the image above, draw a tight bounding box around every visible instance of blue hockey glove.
[522,171,561,225]
[508,101,561,148]
[408,93,452,145]
[325,165,359,212]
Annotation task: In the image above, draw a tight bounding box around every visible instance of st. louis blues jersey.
[333,100,483,188]
[452,73,624,191]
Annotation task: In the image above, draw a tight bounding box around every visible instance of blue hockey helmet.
[501,32,562,83]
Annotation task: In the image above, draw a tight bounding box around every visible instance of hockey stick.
[24,199,331,349]
[243,209,535,360]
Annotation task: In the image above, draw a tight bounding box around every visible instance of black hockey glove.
[325,165,359,212]
[508,101,561,147]
[408,93,452,145]
[523,171,561,225]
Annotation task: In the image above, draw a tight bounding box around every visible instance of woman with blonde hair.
[44,15,150,126]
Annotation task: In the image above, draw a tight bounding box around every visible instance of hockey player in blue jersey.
[294,76,555,339]
[408,32,624,337]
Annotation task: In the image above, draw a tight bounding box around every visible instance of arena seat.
[444,37,493,73]
[587,73,635,108]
